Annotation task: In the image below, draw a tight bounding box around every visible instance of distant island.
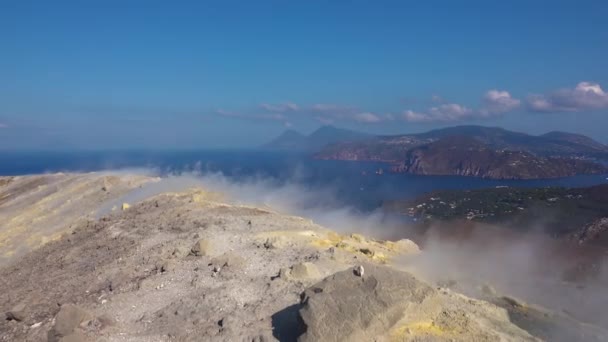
[265,125,608,179]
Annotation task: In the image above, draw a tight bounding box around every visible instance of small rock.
[217,315,238,332]
[159,260,172,273]
[278,267,291,280]
[82,314,113,333]
[6,303,26,322]
[263,236,288,249]
[305,251,321,261]
[31,322,42,329]
[171,246,191,258]
[190,239,212,257]
[290,262,321,280]
[210,252,245,269]
[359,248,375,257]
[353,265,364,277]
[51,304,92,338]
[246,334,271,342]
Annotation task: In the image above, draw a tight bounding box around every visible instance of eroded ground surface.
[0,173,155,266]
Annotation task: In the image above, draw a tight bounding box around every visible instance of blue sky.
[1,1,607,149]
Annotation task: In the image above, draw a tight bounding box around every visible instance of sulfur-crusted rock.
[290,262,321,280]
[296,264,539,342]
[297,263,434,342]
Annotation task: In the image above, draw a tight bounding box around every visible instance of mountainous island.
[266,125,608,179]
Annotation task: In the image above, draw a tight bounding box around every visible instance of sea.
[1,149,607,212]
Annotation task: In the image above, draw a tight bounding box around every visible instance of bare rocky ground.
[0,173,606,341]
[0,173,156,266]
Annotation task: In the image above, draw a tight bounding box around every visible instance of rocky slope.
[1,173,607,341]
[313,126,608,179]
[389,136,607,179]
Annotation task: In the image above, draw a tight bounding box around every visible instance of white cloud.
[402,110,434,122]
[480,90,520,115]
[311,104,382,124]
[526,95,556,112]
[527,81,608,112]
[353,112,381,123]
[259,102,299,112]
[311,104,355,113]
[428,103,473,120]
[221,88,523,126]
[215,109,287,124]
[402,90,521,123]
[401,104,473,122]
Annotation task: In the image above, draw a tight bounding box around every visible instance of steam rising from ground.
[100,169,406,239]
[403,227,608,329]
[101,169,608,331]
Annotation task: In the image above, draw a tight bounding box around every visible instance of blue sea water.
[1,150,607,212]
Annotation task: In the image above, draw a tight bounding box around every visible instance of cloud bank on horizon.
[527,82,608,113]
[215,81,608,126]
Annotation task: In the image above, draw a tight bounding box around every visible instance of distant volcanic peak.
[263,125,370,151]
